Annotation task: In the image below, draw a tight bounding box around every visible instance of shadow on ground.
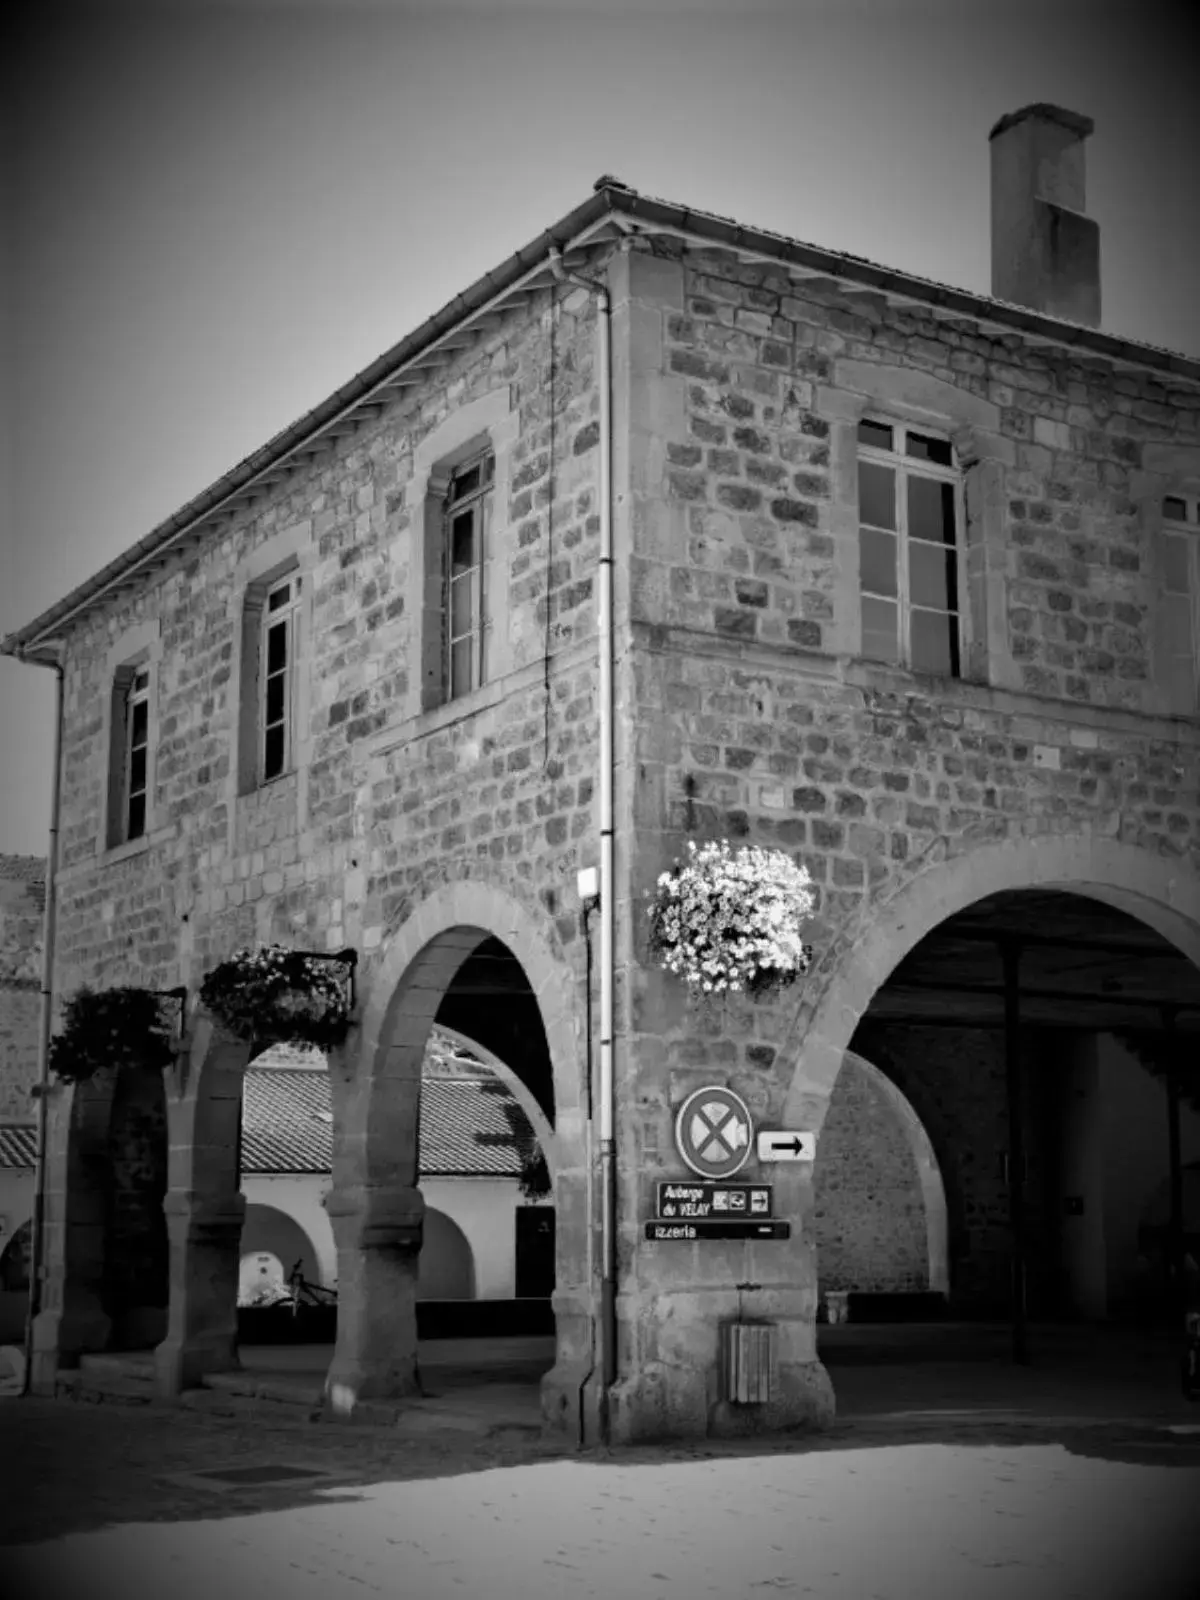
[3,1388,1199,1551]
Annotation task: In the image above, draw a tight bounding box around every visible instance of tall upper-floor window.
[124,668,150,840]
[443,450,494,701]
[262,574,300,781]
[857,418,962,678]
[1163,494,1200,716]
[106,658,154,849]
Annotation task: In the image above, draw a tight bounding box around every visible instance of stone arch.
[323,877,584,1413]
[783,835,1200,1130]
[815,1051,949,1298]
[417,1207,477,1301]
[240,1203,321,1295]
[433,1023,556,1178]
[352,878,582,1173]
[154,1015,252,1395]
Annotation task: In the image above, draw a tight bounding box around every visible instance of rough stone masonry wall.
[46,286,602,1057]
[618,244,1200,1301]
[813,1049,927,1296]
[0,856,44,1122]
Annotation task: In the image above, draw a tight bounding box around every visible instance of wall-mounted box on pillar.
[721,1321,776,1404]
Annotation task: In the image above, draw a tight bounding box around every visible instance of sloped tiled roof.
[0,1061,538,1179]
[0,1126,37,1168]
[241,1067,537,1177]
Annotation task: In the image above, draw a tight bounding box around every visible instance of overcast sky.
[3,0,1197,857]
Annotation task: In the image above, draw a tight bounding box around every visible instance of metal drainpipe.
[548,244,617,1440]
[20,644,65,1395]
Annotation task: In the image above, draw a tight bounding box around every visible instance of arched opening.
[240,1204,321,1298]
[814,1048,949,1308]
[324,880,583,1416]
[417,1207,476,1301]
[807,871,1200,1402]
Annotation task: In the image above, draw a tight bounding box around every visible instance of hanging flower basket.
[48,986,179,1085]
[648,840,816,998]
[199,945,352,1049]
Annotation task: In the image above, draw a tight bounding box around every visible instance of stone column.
[154,1017,249,1396]
[323,1180,425,1412]
[155,1188,246,1394]
[539,1149,598,1442]
[29,1079,116,1393]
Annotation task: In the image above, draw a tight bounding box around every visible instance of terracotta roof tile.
[241,1067,536,1177]
[0,1069,540,1179]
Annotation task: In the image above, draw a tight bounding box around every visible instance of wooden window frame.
[1162,493,1200,716]
[123,667,151,842]
[260,573,300,783]
[442,449,494,703]
[856,417,965,679]
[105,657,153,850]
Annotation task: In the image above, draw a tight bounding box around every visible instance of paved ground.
[4,1325,1199,1598]
[3,1396,1199,1599]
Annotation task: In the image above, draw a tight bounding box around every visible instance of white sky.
[3,0,1197,855]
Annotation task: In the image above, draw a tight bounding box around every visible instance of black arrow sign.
[767,1135,806,1155]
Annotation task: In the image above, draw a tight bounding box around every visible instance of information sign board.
[656,1181,773,1219]
[644,1220,791,1242]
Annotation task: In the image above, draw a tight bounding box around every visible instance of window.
[443,450,494,701]
[124,668,150,840]
[1162,494,1200,715]
[261,574,300,781]
[106,660,153,848]
[856,418,962,677]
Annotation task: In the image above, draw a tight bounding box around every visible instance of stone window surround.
[227,520,316,849]
[406,388,519,719]
[98,619,163,865]
[1138,443,1200,722]
[822,364,1013,690]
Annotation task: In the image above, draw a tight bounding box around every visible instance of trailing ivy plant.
[48,986,178,1085]
[648,839,817,997]
[199,945,352,1049]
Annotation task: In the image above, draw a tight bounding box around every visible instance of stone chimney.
[989,103,1100,326]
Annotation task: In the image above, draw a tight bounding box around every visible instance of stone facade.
[5,174,1200,1443]
[0,856,44,1123]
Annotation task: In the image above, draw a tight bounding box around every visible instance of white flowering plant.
[199,945,353,1048]
[647,840,816,997]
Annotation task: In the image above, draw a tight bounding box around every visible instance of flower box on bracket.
[199,945,354,1050]
[647,839,816,998]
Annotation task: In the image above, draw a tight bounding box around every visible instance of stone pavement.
[3,1393,1199,1600]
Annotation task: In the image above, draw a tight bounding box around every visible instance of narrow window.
[857,419,962,677]
[124,668,150,841]
[262,575,299,781]
[1163,495,1200,715]
[443,451,494,701]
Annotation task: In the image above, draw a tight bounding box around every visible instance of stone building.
[3,103,1200,1443]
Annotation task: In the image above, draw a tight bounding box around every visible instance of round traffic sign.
[674,1086,755,1179]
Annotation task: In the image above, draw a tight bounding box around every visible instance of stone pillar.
[154,1017,249,1396]
[29,1078,116,1394]
[155,1189,246,1393]
[323,1181,425,1412]
[539,1156,598,1442]
[605,1154,835,1444]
